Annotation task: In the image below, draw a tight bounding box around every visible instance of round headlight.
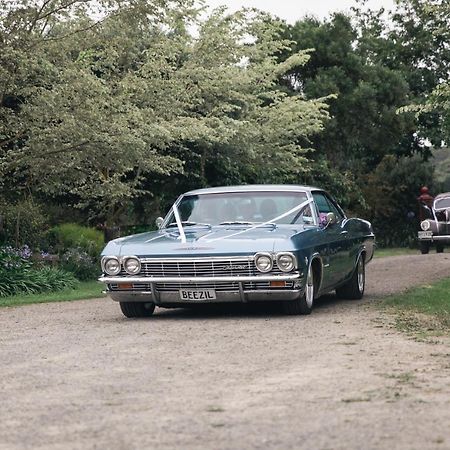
[421,220,431,231]
[276,253,296,272]
[255,253,273,273]
[123,256,141,275]
[103,257,121,275]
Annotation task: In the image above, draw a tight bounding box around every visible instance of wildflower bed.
[0,246,78,297]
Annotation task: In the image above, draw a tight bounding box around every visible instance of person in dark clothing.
[417,186,434,221]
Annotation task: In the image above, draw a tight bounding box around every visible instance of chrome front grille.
[120,257,285,278]
[114,257,294,292]
[142,258,263,277]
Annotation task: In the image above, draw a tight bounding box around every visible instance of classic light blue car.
[99,185,375,317]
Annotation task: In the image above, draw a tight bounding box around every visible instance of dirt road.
[1,254,450,450]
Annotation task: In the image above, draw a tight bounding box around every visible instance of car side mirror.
[325,212,337,227]
[155,217,164,229]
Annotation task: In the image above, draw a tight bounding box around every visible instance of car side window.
[312,192,344,223]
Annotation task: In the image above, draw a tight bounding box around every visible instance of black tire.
[336,254,365,300]
[436,244,444,253]
[120,302,155,318]
[282,264,314,315]
[420,242,430,254]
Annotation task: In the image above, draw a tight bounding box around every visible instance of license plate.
[179,289,217,301]
[418,231,433,238]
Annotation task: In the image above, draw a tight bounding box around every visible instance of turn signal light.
[118,283,133,290]
[270,281,286,288]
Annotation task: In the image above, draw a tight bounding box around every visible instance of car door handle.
[340,230,348,235]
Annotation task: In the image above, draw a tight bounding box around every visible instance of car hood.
[102,225,310,257]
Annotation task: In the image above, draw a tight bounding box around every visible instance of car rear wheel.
[335,254,365,300]
[420,242,430,254]
[282,264,314,315]
[436,244,444,253]
[120,302,155,318]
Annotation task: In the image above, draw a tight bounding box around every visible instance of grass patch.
[0,281,105,308]
[382,278,450,335]
[374,247,420,258]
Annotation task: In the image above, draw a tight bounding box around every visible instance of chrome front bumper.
[418,234,450,242]
[98,273,303,304]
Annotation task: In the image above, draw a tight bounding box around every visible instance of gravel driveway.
[1,253,450,450]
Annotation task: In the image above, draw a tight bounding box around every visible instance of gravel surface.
[1,253,450,450]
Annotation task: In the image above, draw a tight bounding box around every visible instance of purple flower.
[19,245,32,259]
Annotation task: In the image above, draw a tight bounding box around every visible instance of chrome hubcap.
[306,265,314,307]
[357,257,364,292]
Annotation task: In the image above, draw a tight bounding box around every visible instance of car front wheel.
[120,302,155,318]
[420,242,430,254]
[436,244,444,253]
[336,254,365,300]
[282,264,314,315]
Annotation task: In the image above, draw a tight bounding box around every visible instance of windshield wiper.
[219,221,255,225]
[167,221,211,228]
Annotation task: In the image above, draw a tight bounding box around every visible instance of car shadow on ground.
[122,293,358,321]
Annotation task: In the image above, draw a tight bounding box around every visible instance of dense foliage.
[0,0,328,226]
[0,247,78,297]
[1,0,449,250]
[60,248,98,281]
[48,224,104,256]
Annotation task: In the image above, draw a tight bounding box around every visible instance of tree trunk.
[200,148,208,186]
[103,205,121,243]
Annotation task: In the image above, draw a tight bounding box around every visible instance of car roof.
[435,192,450,201]
[434,192,450,210]
[184,184,320,196]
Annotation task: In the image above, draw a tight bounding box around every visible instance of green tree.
[0,0,329,227]
[355,0,450,147]
[281,13,416,173]
[392,1,450,144]
[362,155,434,247]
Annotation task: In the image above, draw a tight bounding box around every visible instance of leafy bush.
[0,201,48,248]
[0,268,78,297]
[61,248,99,281]
[361,155,435,247]
[0,246,78,297]
[48,223,104,257]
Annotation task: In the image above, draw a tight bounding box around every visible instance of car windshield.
[165,191,314,226]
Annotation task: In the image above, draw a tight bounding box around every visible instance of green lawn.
[374,247,420,258]
[0,281,105,308]
[383,278,450,335]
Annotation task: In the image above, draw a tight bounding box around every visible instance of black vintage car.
[418,192,450,254]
